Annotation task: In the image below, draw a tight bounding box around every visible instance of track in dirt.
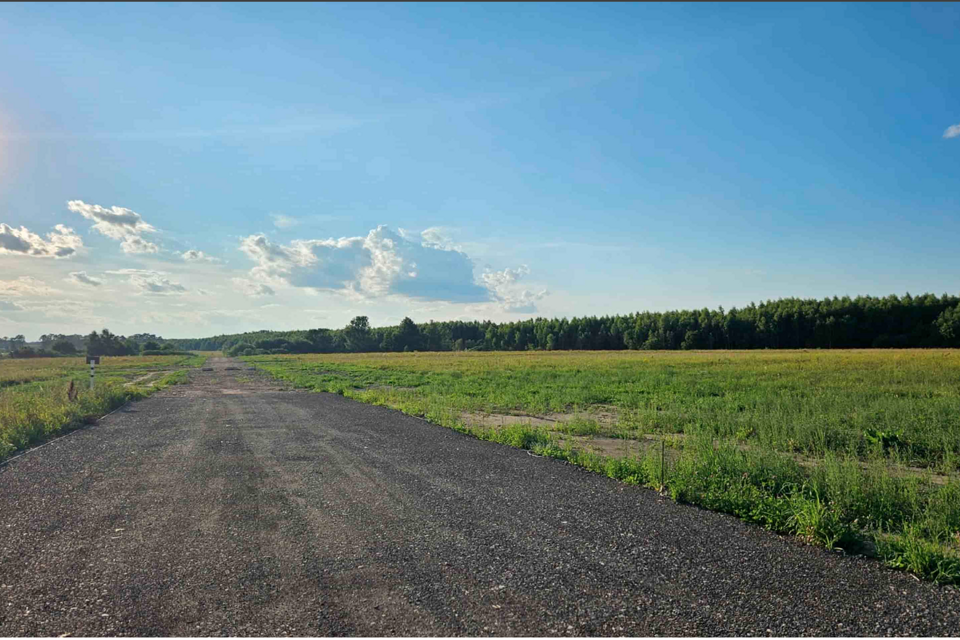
[1,357,958,636]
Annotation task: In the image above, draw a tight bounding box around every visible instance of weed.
[789,488,853,549]
[556,417,603,436]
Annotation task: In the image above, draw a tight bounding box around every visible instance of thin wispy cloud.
[944,123,960,139]
[67,271,103,287]
[270,214,300,229]
[0,300,25,312]
[106,269,187,295]
[0,116,369,143]
[181,249,220,263]
[0,276,59,297]
[232,278,276,297]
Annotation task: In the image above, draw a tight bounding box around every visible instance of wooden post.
[86,355,100,391]
[660,438,665,491]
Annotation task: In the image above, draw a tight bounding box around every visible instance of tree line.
[1,330,177,358]
[166,292,960,356]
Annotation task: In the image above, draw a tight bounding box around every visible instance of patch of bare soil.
[458,408,955,485]
[461,412,560,429]
[577,436,646,458]
[124,371,170,387]
[460,405,620,429]
[160,357,291,398]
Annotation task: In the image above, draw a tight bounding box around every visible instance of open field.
[245,349,960,583]
[2,357,959,635]
[0,353,208,460]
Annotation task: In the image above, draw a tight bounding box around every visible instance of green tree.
[51,340,78,355]
[344,316,372,352]
[396,317,422,352]
[935,305,960,346]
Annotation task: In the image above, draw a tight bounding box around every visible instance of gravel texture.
[1,357,959,636]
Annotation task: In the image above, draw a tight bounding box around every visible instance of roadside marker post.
[87,355,100,390]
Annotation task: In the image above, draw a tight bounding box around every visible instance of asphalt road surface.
[2,357,959,636]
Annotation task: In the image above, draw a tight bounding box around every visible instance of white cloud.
[944,123,960,139]
[232,278,275,297]
[18,299,98,320]
[181,249,219,263]
[420,227,460,251]
[0,223,83,258]
[481,264,530,290]
[120,236,160,254]
[239,225,491,303]
[67,200,159,254]
[271,214,299,229]
[0,300,25,311]
[0,276,59,297]
[238,225,548,311]
[106,269,186,295]
[480,265,549,312]
[499,289,549,313]
[66,271,103,287]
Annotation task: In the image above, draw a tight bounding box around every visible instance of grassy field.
[0,353,208,460]
[244,349,960,584]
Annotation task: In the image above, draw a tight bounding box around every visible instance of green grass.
[243,349,960,584]
[243,350,960,469]
[0,353,207,460]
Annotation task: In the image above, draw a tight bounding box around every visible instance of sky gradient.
[1,2,958,339]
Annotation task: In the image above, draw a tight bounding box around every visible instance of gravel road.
[2,357,959,636]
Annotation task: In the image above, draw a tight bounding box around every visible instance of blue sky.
[1,2,958,339]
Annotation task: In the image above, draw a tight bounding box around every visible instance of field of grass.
[244,349,960,584]
[0,353,207,460]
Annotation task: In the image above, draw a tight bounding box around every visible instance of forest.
[168,292,960,356]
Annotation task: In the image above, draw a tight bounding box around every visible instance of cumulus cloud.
[419,227,460,251]
[238,225,549,311]
[239,225,491,302]
[0,223,83,258]
[120,236,159,254]
[0,276,58,297]
[106,269,186,295]
[944,123,960,139]
[67,200,159,254]
[181,249,219,263]
[67,271,103,287]
[481,265,549,312]
[0,300,25,311]
[232,278,276,297]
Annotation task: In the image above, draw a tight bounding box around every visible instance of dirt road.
[1,357,958,636]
